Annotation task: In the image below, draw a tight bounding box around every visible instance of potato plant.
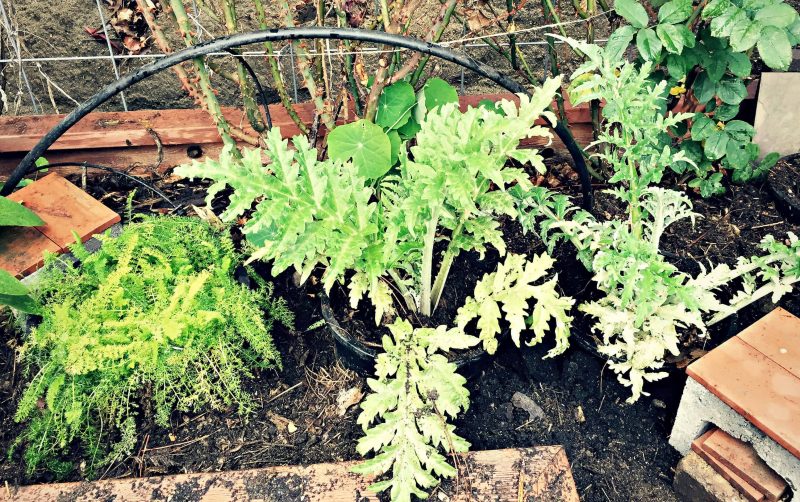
[592,0,799,195]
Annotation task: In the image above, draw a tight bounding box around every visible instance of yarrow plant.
[514,37,800,402]
[176,78,576,501]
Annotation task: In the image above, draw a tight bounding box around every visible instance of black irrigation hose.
[0,27,592,207]
[31,162,177,208]
[223,48,273,129]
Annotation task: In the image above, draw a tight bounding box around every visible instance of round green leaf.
[705,51,728,81]
[726,51,752,77]
[422,78,458,111]
[605,25,638,61]
[703,0,732,19]
[758,26,793,70]
[637,28,663,60]
[387,129,402,165]
[616,0,650,28]
[693,72,717,103]
[716,77,747,105]
[0,196,45,227]
[327,120,392,180]
[691,113,716,141]
[714,103,740,121]
[658,0,693,24]
[666,54,688,78]
[724,120,755,141]
[725,139,750,169]
[656,23,686,54]
[754,3,798,28]
[704,129,730,160]
[397,116,421,140]
[375,81,416,130]
[729,18,763,52]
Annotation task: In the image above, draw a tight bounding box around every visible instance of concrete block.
[670,377,799,494]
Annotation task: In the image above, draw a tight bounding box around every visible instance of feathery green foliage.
[174,78,562,320]
[352,320,479,502]
[12,216,291,474]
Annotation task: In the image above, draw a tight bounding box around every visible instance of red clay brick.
[687,336,800,460]
[692,435,765,502]
[703,428,788,501]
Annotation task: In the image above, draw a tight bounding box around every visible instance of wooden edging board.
[0,95,595,180]
[2,446,579,501]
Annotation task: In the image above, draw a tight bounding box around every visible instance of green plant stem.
[408,0,458,87]
[278,0,334,131]
[708,276,798,326]
[507,0,518,70]
[221,0,266,133]
[540,0,569,125]
[169,0,243,154]
[253,0,308,134]
[420,206,441,317]
[388,269,417,312]
[333,5,363,115]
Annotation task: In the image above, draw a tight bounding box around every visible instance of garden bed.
[2,151,797,500]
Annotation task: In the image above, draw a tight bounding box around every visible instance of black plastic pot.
[767,153,800,224]
[319,291,490,378]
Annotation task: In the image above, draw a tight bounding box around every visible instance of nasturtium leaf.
[726,51,752,77]
[724,120,755,141]
[714,103,740,121]
[34,157,49,169]
[616,0,650,28]
[387,130,402,165]
[397,116,421,140]
[657,23,687,53]
[658,0,693,24]
[327,120,392,180]
[729,18,763,51]
[0,196,45,227]
[758,26,793,70]
[691,113,716,141]
[703,0,731,18]
[375,81,416,130]
[605,25,638,61]
[478,99,505,115]
[422,78,458,111]
[705,52,728,81]
[755,3,798,28]
[693,72,717,103]
[637,28,663,60]
[711,7,746,38]
[704,129,730,160]
[716,77,748,104]
[725,139,751,168]
[666,54,688,78]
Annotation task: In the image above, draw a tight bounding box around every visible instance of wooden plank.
[0,226,61,278]
[2,446,579,502]
[703,428,788,501]
[0,96,593,155]
[6,173,120,249]
[687,337,800,459]
[737,308,800,380]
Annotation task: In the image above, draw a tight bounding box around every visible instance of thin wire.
[93,0,128,111]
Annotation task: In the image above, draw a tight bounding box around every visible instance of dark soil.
[768,153,800,225]
[1,166,799,501]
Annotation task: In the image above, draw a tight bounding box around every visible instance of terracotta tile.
[737,308,800,380]
[6,173,120,250]
[692,434,766,502]
[687,337,800,459]
[703,429,788,501]
[0,226,60,278]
